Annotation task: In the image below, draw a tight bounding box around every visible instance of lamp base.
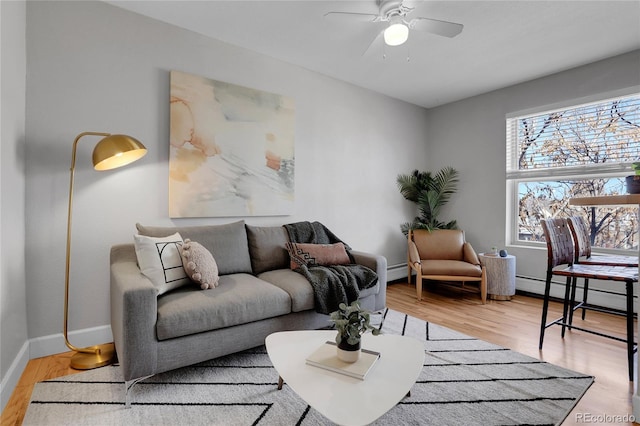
[70,343,116,370]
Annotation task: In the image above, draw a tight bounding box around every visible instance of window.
[506,93,640,251]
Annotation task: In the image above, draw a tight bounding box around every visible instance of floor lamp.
[64,132,147,369]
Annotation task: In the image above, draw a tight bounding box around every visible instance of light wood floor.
[1,281,637,425]
[388,282,637,426]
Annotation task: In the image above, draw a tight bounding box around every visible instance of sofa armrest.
[110,244,159,382]
[350,250,387,311]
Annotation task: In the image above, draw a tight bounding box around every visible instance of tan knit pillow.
[180,239,220,290]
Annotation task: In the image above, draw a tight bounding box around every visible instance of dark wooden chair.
[567,216,638,321]
[539,217,637,381]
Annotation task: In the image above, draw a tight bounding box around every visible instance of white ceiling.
[106,0,640,109]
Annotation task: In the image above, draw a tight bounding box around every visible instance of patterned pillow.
[133,232,190,295]
[180,239,220,290]
[285,242,350,269]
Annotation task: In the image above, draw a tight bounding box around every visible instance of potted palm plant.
[396,166,459,234]
[329,301,380,363]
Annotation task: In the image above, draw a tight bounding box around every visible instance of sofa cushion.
[259,268,380,313]
[136,221,252,275]
[246,225,289,274]
[180,239,220,290]
[133,232,190,295]
[156,273,291,341]
[285,242,350,269]
[258,269,315,312]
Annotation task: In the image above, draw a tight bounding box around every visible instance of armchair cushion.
[412,229,465,261]
[420,260,482,277]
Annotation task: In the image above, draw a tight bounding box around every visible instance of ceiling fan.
[324,0,463,54]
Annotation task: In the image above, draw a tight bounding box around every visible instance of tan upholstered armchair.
[408,229,487,304]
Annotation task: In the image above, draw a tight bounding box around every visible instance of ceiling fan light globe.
[384,23,408,46]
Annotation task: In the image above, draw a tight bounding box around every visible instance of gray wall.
[1,0,29,411]
[23,0,429,355]
[425,50,640,304]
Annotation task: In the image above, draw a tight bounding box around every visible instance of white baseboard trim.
[29,325,114,359]
[0,340,29,413]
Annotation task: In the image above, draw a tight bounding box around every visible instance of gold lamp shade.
[92,134,147,171]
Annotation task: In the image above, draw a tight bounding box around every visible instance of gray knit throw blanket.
[283,221,378,314]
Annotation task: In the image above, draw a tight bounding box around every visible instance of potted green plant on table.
[329,301,380,363]
[626,162,640,194]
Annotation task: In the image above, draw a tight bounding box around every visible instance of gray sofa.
[110,220,387,406]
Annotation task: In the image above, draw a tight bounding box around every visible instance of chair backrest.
[411,229,465,261]
[540,218,575,269]
[567,216,592,260]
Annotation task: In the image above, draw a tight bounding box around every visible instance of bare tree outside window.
[507,95,640,250]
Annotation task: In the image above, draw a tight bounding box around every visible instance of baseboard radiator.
[387,262,408,282]
[516,275,634,314]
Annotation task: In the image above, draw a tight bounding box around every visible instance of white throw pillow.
[133,232,190,295]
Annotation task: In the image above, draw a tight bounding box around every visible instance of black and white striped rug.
[24,309,593,425]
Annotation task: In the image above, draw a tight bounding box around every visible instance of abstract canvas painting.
[169,71,295,217]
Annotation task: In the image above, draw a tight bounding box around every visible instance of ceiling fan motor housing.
[378,0,412,20]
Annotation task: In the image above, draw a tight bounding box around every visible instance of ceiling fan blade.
[324,11,380,23]
[408,17,463,38]
[362,30,385,56]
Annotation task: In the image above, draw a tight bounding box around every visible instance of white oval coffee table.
[265,330,424,426]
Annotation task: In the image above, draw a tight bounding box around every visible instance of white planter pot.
[336,346,361,363]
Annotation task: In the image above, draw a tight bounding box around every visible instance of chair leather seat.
[421,259,482,277]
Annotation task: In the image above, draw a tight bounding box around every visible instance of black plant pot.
[626,176,640,194]
[337,339,361,352]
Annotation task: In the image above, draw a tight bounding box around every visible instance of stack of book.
[305,341,380,380]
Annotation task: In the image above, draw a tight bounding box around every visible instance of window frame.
[506,87,640,251]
